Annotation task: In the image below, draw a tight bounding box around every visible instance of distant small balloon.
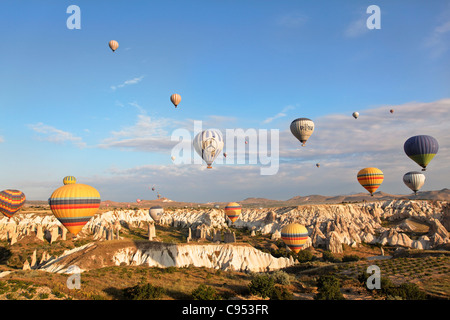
[170,94,181,108]
[390,109,394,114]
[109,40,119,52]
[352,112,359,119]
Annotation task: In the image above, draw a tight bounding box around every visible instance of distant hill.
[24,189,449,208]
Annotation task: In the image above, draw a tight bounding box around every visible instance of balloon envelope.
[352,112,359,119]
[170,94,181,107]
[63,176,77,185]
[49,182,101,235]
[404,135,439,171]
[357,167,384,196]
[403,171,425,194]
[0,189,26,219]
[149,206,164,222]
[193,129,224,169]
[109,40,119,52]
[390,109,394,114]
[281,223,308,253]
[225,202,241,223]
[290,118,314,146]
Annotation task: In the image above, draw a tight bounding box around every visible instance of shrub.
[123,283,165,300]
[191,284,221,300]
[342,254,360,262]
[314,275,345,300]
[322,251,341,263]
[248,274,275,298]
[297,249,314,262]
[270,286,293,300]
[270,270,292,285]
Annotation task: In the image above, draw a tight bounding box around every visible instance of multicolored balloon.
[109,40,119,52]
[225,202,241,223]
[149,206,164,223]
[357,167,384,196]
[0,190,26,219]
[290,118,314,146]
[352,112,359,119]
[404,135,439,171]
[281,223,308,253]
[48,178,101,235]
[193,129,224,169]
[170,94,181,108]
[390,109,394,114]
[63,176,77,185]
[403,171,426,195]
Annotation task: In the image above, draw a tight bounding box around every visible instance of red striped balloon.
[281,223,308,253]
[357,167,384,196]
[0,189,26,219]
[225,202,241,223]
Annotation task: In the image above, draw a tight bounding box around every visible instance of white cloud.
[111,75,145,91]
[425,19,450,58]
[28,123,86,148]
[263,105,294,124]
[344,17,369,38]
[276,12,308,28]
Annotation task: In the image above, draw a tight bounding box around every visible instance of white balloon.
[193,129,224,169]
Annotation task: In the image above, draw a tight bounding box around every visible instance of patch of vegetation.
[314,275,345,300]
[122,282,165,300]
[191,284,221,300]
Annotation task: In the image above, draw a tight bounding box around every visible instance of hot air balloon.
[170,94,181,108]
[48,179,100,235]
[223,152,227,158]
[136,199,141,203]
[352,112,359,119]
[316,163,320,168]
[0,189,26,219]
[193,129,224,169]
[390,109,394,114]
[225,202,241,223]
[281,223,308,253]
[290,118,314,146]
[152,187,155,191]
[149,206,164,223]
[357,167,384,196]
[109,40,119,52]
[171,156,176,161]
[404,135,439,171]
[403,171,425,195]
[63,176,77,185]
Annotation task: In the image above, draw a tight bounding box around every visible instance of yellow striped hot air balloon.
[281,223,308,253]
[0,189,26,219]
[225,202,241,223]
[170,93,181,108]
[109,40,119,52]
[357,167,384,196]
[63,176,77,185]
[48,178,101,235]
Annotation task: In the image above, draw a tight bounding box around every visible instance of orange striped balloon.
[49,181,100,235]
[281,223,308,253]
[225,202,241,223]
[357,167,384,196]
[0,189,26,219]
[170,93,181,107]
[109,40,119,52]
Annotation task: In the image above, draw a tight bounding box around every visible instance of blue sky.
[0,0,449,202]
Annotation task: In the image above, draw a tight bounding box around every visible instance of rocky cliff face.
[37,240,294,273]
[1,200,449,273]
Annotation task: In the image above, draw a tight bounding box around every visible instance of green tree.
[191,284,221,300]
[314,275,345,300]
[248,274,275,298]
